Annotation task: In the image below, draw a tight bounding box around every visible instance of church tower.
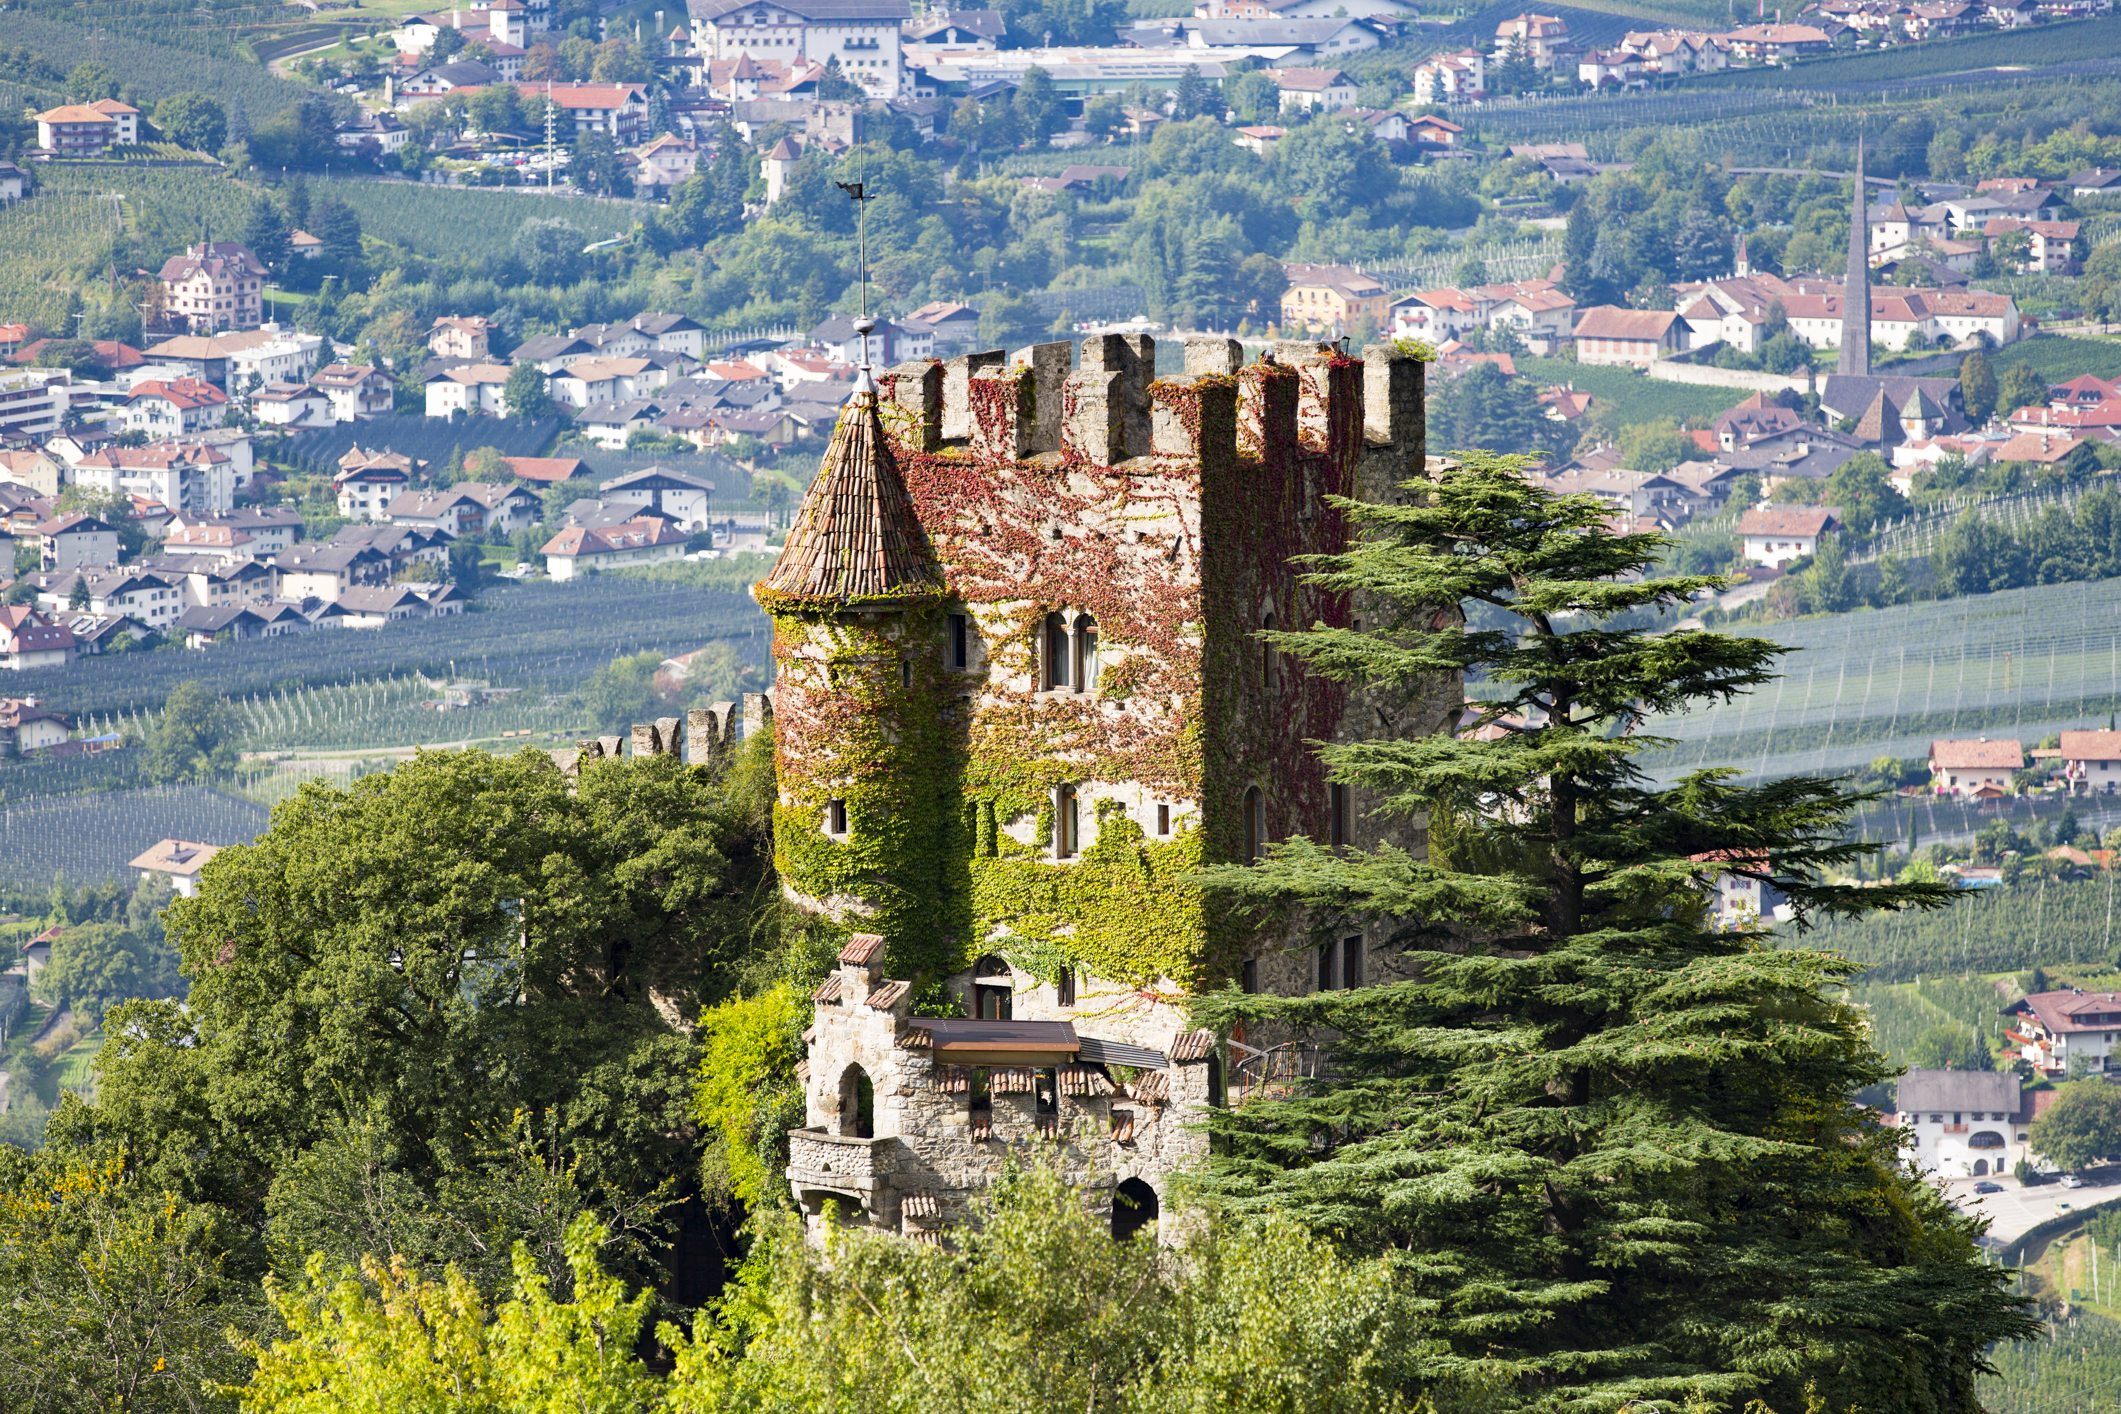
[1839,138,1872,377]
[754,337,1458,1050]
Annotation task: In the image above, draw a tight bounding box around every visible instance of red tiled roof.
[1736,507,1836,537]
[1573,306,1680,341]
[1929,738,2023,770]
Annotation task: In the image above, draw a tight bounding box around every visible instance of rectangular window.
[1156,803,1170,835]
[1317,940,1334,993]
[948,612,968,669]
[1330,783,1349,846]
[1056,968,1075,1007]
[1240,958,1257,994]
[827,798,847,834]
[1343,936,1363,988]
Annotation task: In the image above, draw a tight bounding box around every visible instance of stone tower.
[1839,138,1872,378]
[756,336,1457,1051]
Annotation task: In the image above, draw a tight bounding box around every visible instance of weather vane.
[836,169,874,376]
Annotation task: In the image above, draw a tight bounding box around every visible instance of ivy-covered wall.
[764,338,1449,1006]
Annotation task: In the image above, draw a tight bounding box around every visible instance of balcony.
[786,1126,901,1199]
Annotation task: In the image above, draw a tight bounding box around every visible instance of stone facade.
[756,336,1460,1059]
[788,933,1218,1242]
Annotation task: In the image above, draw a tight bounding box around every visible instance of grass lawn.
[1515,355,1759,428]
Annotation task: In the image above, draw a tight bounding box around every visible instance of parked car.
[1974,1181,2004,1193]
[2063,1174,2085,1189]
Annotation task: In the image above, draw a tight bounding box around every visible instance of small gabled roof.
[1929,738,2022,770]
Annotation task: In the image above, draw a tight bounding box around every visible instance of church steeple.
[1839,138,1872,377]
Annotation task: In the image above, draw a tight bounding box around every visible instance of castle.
[746,334,1457,1238]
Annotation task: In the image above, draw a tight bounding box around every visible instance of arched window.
[1075,614,1099,691]
[1243,786,1264,863]
[837,1063,874,1139]
[973,955,1013,1020]
[1044,612,1069,690]
[1968,1130,2007,1150]
[1056,784,1080,858]
[1112,1177,1158,1240]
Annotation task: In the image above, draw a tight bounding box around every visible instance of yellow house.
[1279,262,1390,336]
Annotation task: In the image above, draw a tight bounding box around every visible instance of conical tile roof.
[757,390,943,610]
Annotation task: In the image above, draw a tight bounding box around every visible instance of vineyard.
[284,413,565,478]
[4,14,313,117]
[1802,872,2121,985]
[0,786,271,890]
[0,575,770,724]
[308,177,644,263]
[1641,577,2121,786]
[1704,17,2121,91]
[1848,972,2015,1070]
[0,166,261,333]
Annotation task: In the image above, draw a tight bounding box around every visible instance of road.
[1940,1171,2121,1245]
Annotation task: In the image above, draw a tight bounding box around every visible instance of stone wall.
[791,934,1220,1244]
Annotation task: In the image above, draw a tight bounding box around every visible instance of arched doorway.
[1973,1159,1989,1176]
[1112,1177,1158,1240]
[837,1063,874,1139]
[973,955,1013,1020]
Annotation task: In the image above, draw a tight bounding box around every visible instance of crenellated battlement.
[882,335,1424,484]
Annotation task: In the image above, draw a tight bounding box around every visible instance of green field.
[1516,355,1757,428]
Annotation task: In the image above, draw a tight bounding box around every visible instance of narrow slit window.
[827,798,847,834]
[1075,613,1099,691]
[1057,784,1079,858]
[1261,613,1276,698]
[1156,803,1170,836]
[900,658,911,688]
[948,612,969,669]
[1240,958,1258,994]
[1316,939,1334,993]
[1056,967,1075,1007]
[1243,786,1264,863]
[1330,783,1349,846]
[1343,936,1363,988]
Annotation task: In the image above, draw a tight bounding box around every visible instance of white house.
[1269,66,1355,112]
[2005,990,2121,1079]
[424,364,514,418]
[1735,506,1837,569]
[311,365,396,422]
[695,0,911,100]
[0,611,75,672]
[1928,737,2023,796]
[2061,729,2121,794]
[124,378,229,436]
[596,467,717,530]
[539,518,691,579]
[1894,1070,2031,1179]
[129,839,223,898]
